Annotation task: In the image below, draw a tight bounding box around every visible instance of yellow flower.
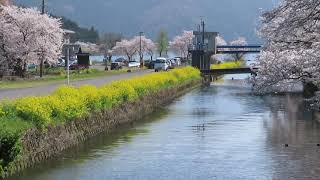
[0,67,200,127]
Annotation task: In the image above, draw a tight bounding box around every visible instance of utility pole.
[67,48,70,85]
[41,0,45,14]
[40,0,45,78]
[197,23,202,50]
[201,20,205,49]
[139,32,144,68]
[200,18,205,70]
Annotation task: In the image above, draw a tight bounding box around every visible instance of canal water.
[8,78,320,180]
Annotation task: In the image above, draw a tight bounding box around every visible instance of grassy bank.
[0,68,129,89]
[211,61,245,69]
[0,67,200,175]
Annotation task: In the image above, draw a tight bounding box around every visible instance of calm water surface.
[8,79,320,180]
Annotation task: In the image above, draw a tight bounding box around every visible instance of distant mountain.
[13,0,277,43]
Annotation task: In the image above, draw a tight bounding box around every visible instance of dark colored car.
[115,57,126,63]
[69,63,86,70]
[148,60,156,69]
[111,62,123,70]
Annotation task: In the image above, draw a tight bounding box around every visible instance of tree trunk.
[140,54,144,68]
[39,59,43,78]
[108,55,112,63]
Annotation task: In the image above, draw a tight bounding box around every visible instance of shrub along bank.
[0,67,200,176]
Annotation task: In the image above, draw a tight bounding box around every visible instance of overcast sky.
[14,0,278,42]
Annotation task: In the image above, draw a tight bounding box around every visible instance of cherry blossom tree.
[140,36,156,61]
[0,5,63,77]
[230,37,248,46]
[216,35,227,46]
[254,0,320,93]
[229,37,248,61]
[146,40,156,61]
[0,0,10,6]
[112,36,155,63]
[112,38,139,61]
[169,30,193,58]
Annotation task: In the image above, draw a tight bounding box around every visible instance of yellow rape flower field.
[211,61,245,69]
[0,67,200,173]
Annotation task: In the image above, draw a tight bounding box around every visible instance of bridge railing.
[216,45,262,54]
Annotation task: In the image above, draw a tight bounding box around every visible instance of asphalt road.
[0,70,152,101]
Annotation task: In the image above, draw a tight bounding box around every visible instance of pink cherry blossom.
[0,5,63,73]
[169,30,194,58]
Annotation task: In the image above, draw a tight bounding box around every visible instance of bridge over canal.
[216,45,262,54]
[200,67,259,85]
[201,67,259,76]
[188,20,262,84]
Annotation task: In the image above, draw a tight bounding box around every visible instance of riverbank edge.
[2,80,200,178]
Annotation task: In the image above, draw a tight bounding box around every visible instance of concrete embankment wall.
[3,80,200,178]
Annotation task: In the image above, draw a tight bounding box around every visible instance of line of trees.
[0,1,194,78]
[0,2,194,78]
[75,29,197,62]
[110,30,195,63]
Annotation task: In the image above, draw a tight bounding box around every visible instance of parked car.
[128,61,140,68]
[176,57,187,64]
[57,58,65,67]
[115,57,126,63]
[68,61,87,70]
[168,58,176,69]
[27,64,37,71]
[147,60,156,69]
[167,59,175,69]
[111,62,123,70]
[154,58,169,72]
[69,63,79,70]
[173,57,182,66]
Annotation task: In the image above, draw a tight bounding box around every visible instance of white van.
[154,58,169,72]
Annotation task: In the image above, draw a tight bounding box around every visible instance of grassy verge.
[211,61,245,69]
[0,67,200,175]
[0,68,130,89]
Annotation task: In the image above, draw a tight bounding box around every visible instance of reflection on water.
[7,80,320,180]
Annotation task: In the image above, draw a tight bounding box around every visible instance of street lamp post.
[139,32,144,68]
[39,0,45,78]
